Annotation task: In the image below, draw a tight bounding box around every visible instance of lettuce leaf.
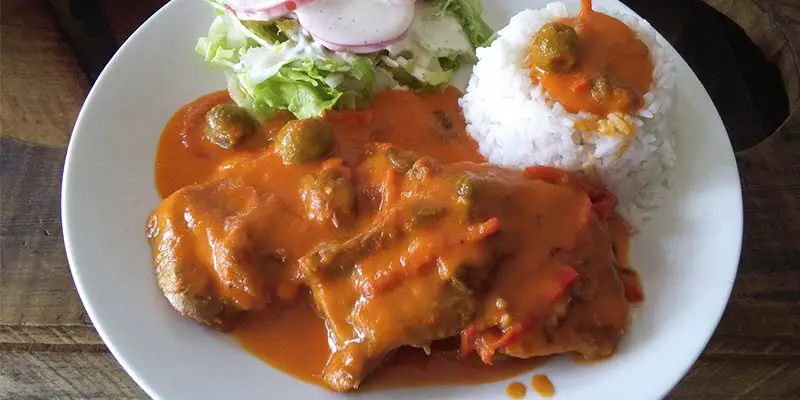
[196,0,494,119]
[248,57,375,119]
[431,0,496,48]
[197,13,375,119]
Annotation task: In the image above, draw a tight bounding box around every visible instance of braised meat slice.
[460,166,631,362]
[295,155,499,391]
[146,179,296,330]
[147,138,637,390]
[501,214,630,359]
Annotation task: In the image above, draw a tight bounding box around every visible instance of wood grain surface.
[1,0,798,398]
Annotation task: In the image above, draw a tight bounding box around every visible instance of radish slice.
[295,0,415,47]
[223,0,315,21]
[310,29,409,54]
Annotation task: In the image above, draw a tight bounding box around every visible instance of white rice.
[459,2,677,229]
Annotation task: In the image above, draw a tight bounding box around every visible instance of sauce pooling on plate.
[532,374,556,397]
[506,381,527,398]
[527,0,654,115]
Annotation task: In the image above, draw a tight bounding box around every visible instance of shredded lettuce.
[196,0,495,119]
[197,13,376,119]
[431,0,497,48]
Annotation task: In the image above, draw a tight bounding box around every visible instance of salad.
[196,0,496,119]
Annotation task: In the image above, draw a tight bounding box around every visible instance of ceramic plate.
[62,0,743,398]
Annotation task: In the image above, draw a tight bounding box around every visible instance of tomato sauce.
[152,86,637,391]
[528,0,654,116]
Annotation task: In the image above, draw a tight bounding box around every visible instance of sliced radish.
[310,29,409,54]
[295,0,415,47]
[223,0,315,21]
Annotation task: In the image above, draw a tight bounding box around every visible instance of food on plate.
[275,117,334,163]
[143,0,676,393]
[532,374,556,397]
[148,85,643,391]
[460,0,677,228]
[204,103,257,149]
[528,22,581,73]
[196,0,495,119]
[506,381,527,399]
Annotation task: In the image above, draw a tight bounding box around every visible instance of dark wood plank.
[0,325,105,352]
[98,0,168,43]
[669,359,800,399]
[0,351,147,399]
[0,138,87,326]
[0,0,88,147]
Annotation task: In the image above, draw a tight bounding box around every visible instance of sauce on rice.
[527,0,654,116]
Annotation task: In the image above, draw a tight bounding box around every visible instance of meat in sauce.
[148,88,642,391]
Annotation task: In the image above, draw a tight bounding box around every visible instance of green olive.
[276,118,334,164]
[529,22,581,73]
[204,104,256,149]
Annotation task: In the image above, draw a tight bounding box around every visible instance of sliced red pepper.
[619,272,644,302]
[459,327,476,359]
[474,335,496,365]
[545,266,579,303]
[524,166,570,185]
[559,265,579,288]
[591,195,618,220]
[525,166,618,220]
[461,266,579,365]
[464,217,501,242]
[493,323,523,350]
[571,77,590,93]
[624,281,644,302]
[471,324,524,365]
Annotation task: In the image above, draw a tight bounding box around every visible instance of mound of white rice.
[459,2,677,229]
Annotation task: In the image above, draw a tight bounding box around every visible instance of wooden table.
[1,0,798,398]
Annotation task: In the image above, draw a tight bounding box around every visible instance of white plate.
[62,0,743,399]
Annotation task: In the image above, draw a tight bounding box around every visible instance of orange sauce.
[153,86,639,391]
[506,381,527,398]
[233,300,330,385]
[154,91,290,197]
[235,303,550,388]
[531,374,555,397]
[155,87,482,198]
[363,349,548,389]
[529,0,654,115]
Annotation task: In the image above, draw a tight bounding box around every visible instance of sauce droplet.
[532,374,555,397]
[506,381,527,398]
